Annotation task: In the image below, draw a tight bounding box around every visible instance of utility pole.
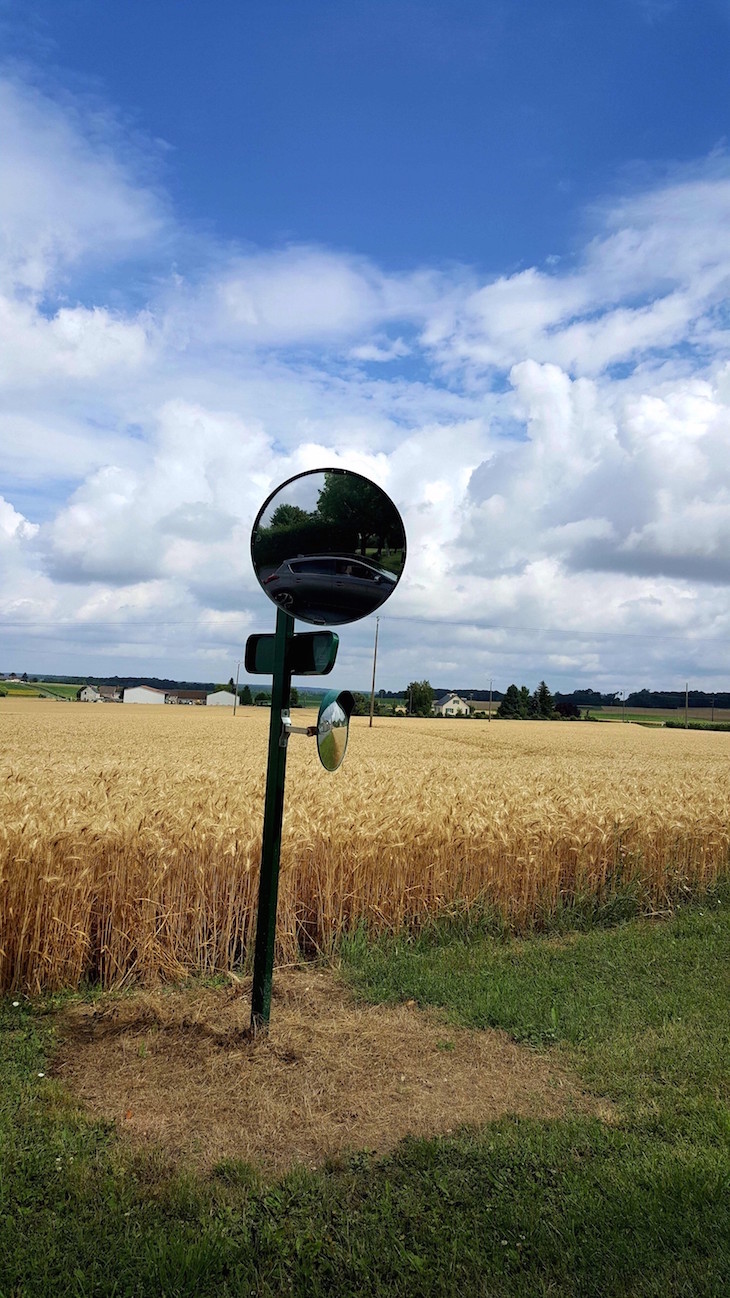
[489,678,493,722]
[368,617,380,728]
[712,694,715,723]
[233,658,242,717]
[621,690,626,723]
[685,681,689,729]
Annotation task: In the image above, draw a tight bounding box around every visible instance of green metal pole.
[250,607,294,1032]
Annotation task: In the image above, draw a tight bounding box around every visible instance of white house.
[432,692,471,717]
[123,685,168,704]
[206,690,236,706]
[77,685,101,702]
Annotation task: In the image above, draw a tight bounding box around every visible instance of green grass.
[339,888,730,1114]
[2,891,729,1295]
[37,683,80,700]
[584,709,666,724]
[1,681,78,699]
[664,719,730,732]
[584,707,730,728]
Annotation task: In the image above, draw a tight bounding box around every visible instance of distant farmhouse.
[432,692,471,717]
[77,685,122,702]
[78,685,101,703]
[206,690,236,706]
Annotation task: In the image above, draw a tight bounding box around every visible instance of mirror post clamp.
[280,709,317,746]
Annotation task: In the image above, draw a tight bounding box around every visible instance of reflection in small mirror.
[251,468,406,626]
[317,692,353,771]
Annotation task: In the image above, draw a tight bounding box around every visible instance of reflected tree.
[268,503,312,531]
[316,472,401,557]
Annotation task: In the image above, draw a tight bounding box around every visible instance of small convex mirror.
[251,468,406,626]
[316,690,354,772]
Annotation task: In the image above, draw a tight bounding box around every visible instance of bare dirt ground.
[53,967,609,1176]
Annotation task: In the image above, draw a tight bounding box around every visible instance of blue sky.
[2,0,730,692]
[8,0,730,271]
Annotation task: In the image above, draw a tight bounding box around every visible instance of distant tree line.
[377,686,505,703]
[623,689,730,709]
[22,674,222,692]
[7,672,728,714]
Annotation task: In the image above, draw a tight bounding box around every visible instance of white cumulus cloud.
[2,69,730,692]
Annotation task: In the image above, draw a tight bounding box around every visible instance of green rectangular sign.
[245,630,339,676]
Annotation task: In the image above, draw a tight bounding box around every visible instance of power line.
[1,612,729,647]
[384,614,730,645]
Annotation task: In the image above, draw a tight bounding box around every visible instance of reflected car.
[262,555,397,622]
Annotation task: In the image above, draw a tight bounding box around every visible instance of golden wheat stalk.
[1,700,727,991]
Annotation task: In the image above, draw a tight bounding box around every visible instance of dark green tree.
[497,684,535,719]
[555,696,581,718]
[497,684,522,718]
[531,680,555,719]
[407,680,434,716]
[316,472,402,557]
[268,502,311,531]
[240,684,253,706]
[290,686,300,707]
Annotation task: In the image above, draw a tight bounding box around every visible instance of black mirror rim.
[250,466,407,627]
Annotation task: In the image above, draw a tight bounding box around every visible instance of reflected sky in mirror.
[252,468,406,626]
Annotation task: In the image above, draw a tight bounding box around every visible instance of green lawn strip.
[339,890,730,1113]
[36,683,79,700]
[0,682,77,699]
[1,1087,728,1295]
[1,896,729,1296]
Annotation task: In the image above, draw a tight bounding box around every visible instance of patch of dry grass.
[52,967,602,1174]
[2,699,729,991]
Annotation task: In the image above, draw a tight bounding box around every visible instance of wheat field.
[1,699,729,992]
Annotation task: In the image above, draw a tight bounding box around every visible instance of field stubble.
[1,700,729,992]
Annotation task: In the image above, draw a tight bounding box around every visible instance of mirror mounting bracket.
[280,709,317,747]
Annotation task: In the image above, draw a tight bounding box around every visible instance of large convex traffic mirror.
[251,468,406,626]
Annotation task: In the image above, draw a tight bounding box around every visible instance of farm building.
[123,685,167,704]
[123,686,207,705]
[77,685,101,702]
[206,690,236,706]
[78,685,122,702]
[98,685,122,701]
[432,692,471,717]
[166,690,207,705]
